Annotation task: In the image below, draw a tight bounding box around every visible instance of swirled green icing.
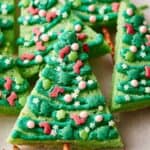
[112,2,150,108]
[0,55,15,72]
[9,30,120,144]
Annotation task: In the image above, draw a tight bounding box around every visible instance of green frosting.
[16,0,112,78]
[112,1,150,112]
[8,30,121,148]
[0,1,15,54]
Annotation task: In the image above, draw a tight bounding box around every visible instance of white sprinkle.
[62,12,68,18]
[76,76,82,81]
[84,127,90,132]
[15,85,20,90]
[2,9,7,14]
[141,80,146,85]
[109,120,115,127]
[5,59,11,64]
[88,80,94,85]
[56,67,61,71]
[141,45,145,50]
[124,85,129,90]
[71,92,78,98]
[122,64,128,69]
[74,89,80,94]
[53,125,59,130]
[74,101,80,107]
[145,87,150,93]
[125,95,130,101]
[98,106,104,111]
[104,15,109,21]
[140,52,146,58]
[32,98,39,104]
[1,4,7,9]
[90,123,95,129]
[2,19,8,24]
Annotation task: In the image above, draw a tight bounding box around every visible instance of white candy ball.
[95,115,103,122]
[89,15,96,23]
[130,80,139,87]
[79,111,88,119]
[130,45,137,53]
[27,120,35,129]
[71,43,79,51]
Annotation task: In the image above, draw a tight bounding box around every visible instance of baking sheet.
[0,0,150,149]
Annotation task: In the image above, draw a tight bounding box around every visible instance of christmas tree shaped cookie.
[72,0,121,27]
[0,1,29,115]
[111,1,150,112]
[8,30,123,149]
[16,0,112,78]
[0,0,17,55]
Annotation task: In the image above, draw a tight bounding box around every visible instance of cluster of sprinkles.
[16,0,118,69]
[0,2,14,46]
[72,1,120,24]
[0,56,29,106]
[113,3,150,104]
[16,0,75,68]
[12,31,119,142]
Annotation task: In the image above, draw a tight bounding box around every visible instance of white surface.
[0,1,150,150]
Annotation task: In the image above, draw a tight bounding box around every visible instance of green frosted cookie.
[0,55,29,115]
[0,0,17,55]
[0,1,30,115]
[8,30,123,149]
[111,2,150,112]
[16,0,111,78]
[72,0,121,27]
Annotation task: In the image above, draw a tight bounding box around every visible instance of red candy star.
[125,24,135,34]
[83,44,89,53]
[28,7,39,15]
[77,33,87,41]
[33,27,41,39]
[50,86,64,98]
[145,66,150,78]
[20,53,35,60]
[36,41,46,51]
[112,2,120,12]
[4,77,12,90]
[7,92,17,106]
[73,60,83,74]
[39,122,51,134]
[71,114,86,125]
[46,11,57,22]
[59,46,70,59]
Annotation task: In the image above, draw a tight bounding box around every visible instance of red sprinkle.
[28,7,39,15]
[83,44,89,53]
[59,46,70,59]
[125,24,135,34]
[4,77,12,90]
[7,92,17,106]
[46,11,57,22]
[146,41,150,46]
[20,53,35,60]
[112,3,120,12]
[71,114,86,125]
[33,27,41,39]
[36,41,46,51]
[73,60,83,74]
[77,33,87,41]
[39,122,51,134]
[145,66,150,78]
[50,86,64,98]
